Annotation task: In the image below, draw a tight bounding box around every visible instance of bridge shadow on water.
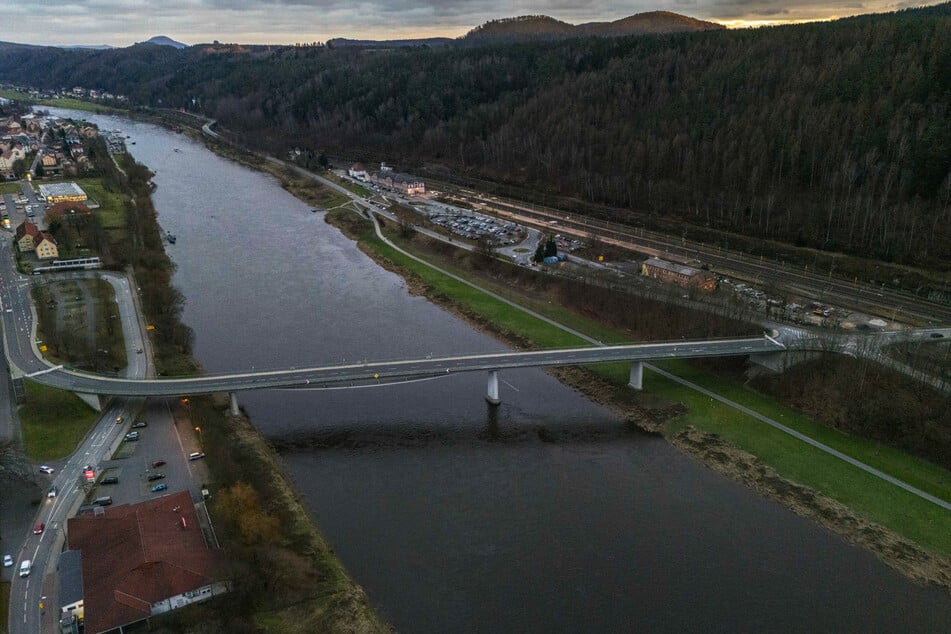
[269,403,659,453]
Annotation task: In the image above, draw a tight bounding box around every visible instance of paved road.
[0,245,154,634]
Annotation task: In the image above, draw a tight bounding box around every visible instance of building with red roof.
[66,491,227,634]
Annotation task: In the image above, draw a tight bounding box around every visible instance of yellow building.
[15,221,41,251]
[38,182,88,204]
[34,234,59,260]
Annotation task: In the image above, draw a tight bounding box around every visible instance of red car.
[33,522,45,535]
[151,460,166,468]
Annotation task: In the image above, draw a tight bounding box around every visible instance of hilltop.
[463,11,724,41]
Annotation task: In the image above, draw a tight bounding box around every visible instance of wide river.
[57,110,951,631]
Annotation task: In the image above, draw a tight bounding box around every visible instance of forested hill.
[1,3,950,268]
[463,12,724,42]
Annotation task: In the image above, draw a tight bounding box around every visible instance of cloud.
[4,0,947,46]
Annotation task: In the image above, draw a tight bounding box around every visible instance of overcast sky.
[1,0,942,47]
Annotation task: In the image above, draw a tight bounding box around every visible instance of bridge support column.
[628,362,643,391]
[486,370,501,406]
[229,392,240,417]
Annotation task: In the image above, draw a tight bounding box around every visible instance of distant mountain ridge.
[140,35,186,49]
[327,37,454,49]
[463,11,724,41]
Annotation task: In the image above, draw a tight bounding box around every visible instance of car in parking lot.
[150,459,166,468]
[151,483,168,493]
[33,522,45,534]
[101,476,119,485]
[3,554,12,567]
[125,432,139,441]
[188,452,206,461]
[132,421,148,428]
[38,465,54,474]
[147,473,166,481]
[94,496,113,506]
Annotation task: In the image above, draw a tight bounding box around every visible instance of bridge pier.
[628,362,643,390]
[486,370,501,406]
[229,392,240,416]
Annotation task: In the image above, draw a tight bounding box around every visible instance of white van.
[19,559,31,577]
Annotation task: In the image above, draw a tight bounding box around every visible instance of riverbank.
[173,396,389,633]
[16,111,390,631]
[324,208,951,590]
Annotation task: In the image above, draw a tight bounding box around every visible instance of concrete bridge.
[18,336,786,413]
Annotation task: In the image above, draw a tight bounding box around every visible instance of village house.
[0,141,26,174]
[15,221,42,251]
[34,232,59,260]
[348,163,367,179]
[641,257,717,291]
[40,152,61,175]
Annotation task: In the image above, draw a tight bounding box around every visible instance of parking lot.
[82,399,206,511]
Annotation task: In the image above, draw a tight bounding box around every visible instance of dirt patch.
[673,426,951,590]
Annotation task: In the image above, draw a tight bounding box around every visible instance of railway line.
[422,178,951,325]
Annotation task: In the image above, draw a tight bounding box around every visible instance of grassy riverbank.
[157,396,389,633]
[326,208,951,586]
[19,382,100,461]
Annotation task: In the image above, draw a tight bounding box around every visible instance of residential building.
[0,142,26,173]
[34,233,59,260]
[348,163,367,179]
[641,257,717,291]
[15,221,41,251]
[66,491,226,634]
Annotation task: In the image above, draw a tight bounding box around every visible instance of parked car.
[188,452,206,461]
[125,432,139,441]
[33,522,45,534]
[101,476,119,485]
[38,465,54,474]
[151,483,168,493]
[94,496,113,506]
[3,555,12,567]
[47,485,57,498]
[147,473,165,482]
[132,421,148,428]
[150,460,166,468]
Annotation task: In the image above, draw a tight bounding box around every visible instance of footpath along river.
[56,109,951,631]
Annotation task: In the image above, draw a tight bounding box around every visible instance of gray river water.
[54,110,951,632]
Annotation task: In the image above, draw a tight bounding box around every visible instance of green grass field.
[19,382,100,461]
[0,182,21,195]
[74,178,128,228]
[351,215,951,556]
[323,172,373,198]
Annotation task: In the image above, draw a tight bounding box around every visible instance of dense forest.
[2,3,950,268]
